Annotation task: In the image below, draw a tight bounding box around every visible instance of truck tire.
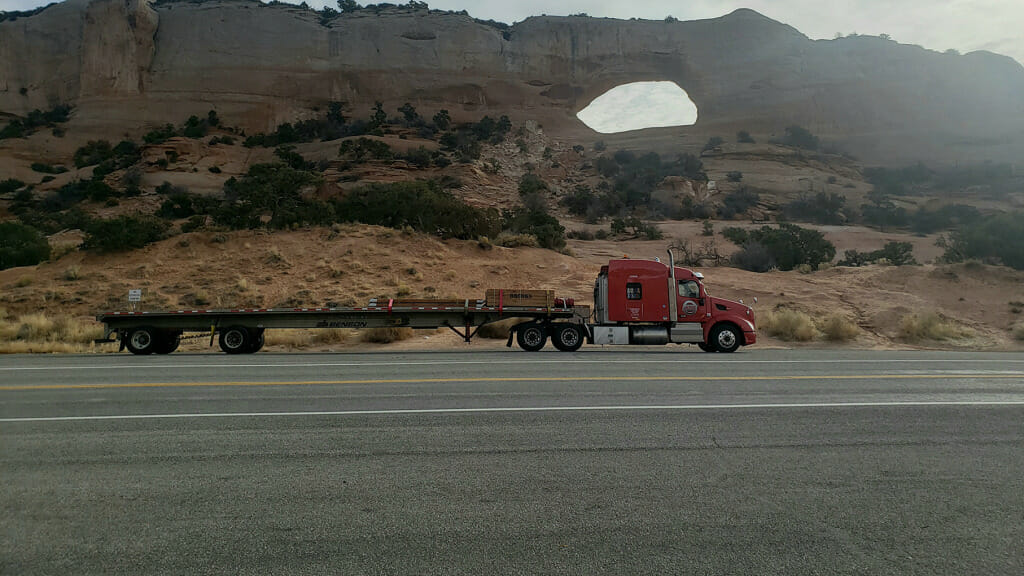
[125,326,159,355]
[247,329,265,353]
[154,331,181,354]
[709,324,742,354]
[219,326,251,354]
[516,324,547,352]
[697,342,717,353]
[552,324,584,352]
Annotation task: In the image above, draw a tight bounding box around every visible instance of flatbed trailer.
[96,300,592,355]
[96,251,757,355]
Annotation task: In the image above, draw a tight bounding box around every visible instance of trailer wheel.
[125,327,159,355]
[154,331,181,354]
[219,326,251,354]
[247,329,265,353]
[710,324,741,354]
[552,324,584,352]
[697,342,717,353]
[516,324,547,352]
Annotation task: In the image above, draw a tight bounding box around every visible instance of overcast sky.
[1,1,1020,64]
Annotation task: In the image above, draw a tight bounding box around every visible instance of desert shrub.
[0,222,51,270]
[157,191,219,219]
[726,171,743,182]
[216,163,325,229]
[144,124,178,144]
[783,192,846,224]
[736,130,755,143]
[567,229,595,240]
[0,104,72,140]
[718,188,760,219]
[338,137,393,161]
[909,204,981,234]
[30,163,67,174]
[334,180,501,240]
[937,212,1024,270]
[502,194,565,250]
[1013,324,1024,342]
[761,308,816,341]
[1,179,26,194]
[780,125,819,150]
[899,312,970,341]
[818,314,860,341]
[703,136,724,151]
[360,327,414,343]
[721,226,748,245]
[518,173,549,197]
[838,242,916,267]
[439,115,512,160]
[180,215,207,233]
[494,232,539,248]
[73,140,115,168]
[561,185,596,216]
[82,215,168,252]
[726,224,835,271]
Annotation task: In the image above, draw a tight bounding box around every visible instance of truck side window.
[678,280,699,298]
[626,283,642,300]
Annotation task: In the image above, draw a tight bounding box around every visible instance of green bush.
[30,163,67,174]
[0,222,51,270]
[718,188,760,219]
[736,130,755,143]
[73,140,115,168]
[780,125,819,150]
[703,136,724,151]
[838,242,916,267]
[727,224,835,272]
[783,192,846,224]
[216,163,324,229]
[82,215,168,252]
[144,124,178,145]
[334,180,501,240]
[1,179,26,194]
[938,212,1024,269]
[726,171,743,182]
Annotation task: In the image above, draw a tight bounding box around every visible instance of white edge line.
[3,401,1024,423]
[3,358,1024,372]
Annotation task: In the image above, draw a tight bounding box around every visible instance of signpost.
[128,289,141,312]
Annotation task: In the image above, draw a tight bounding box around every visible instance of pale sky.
[0,1,1021,65]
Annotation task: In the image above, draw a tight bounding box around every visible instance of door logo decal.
[682,301,698,315]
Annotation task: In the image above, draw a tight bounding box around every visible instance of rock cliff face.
[2,0,1023,163]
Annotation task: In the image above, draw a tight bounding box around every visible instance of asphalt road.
[2,349,1023,575]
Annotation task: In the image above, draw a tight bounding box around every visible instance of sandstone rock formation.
[2,0,1023,164]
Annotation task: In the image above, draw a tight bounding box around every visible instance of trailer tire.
[247,329,265,353]
[516,324,547,352]
[155,331,181,354]
[219,326,251,354]
[552,324,584,352]
[697,342,717,353]
[710,324,742,354]
[125,327,159,355]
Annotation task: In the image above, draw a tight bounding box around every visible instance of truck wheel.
[697,342,717,353]
[154,331,181,354]
[125,327,159,355]
[552,324,584,352]
[219,326,251,354]
[710,324,742,354]
[516,324,547,352]
[247,329,265,353]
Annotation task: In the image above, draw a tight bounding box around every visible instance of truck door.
[676,279,707,324]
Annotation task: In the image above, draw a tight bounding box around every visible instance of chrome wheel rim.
[717,330,737,349]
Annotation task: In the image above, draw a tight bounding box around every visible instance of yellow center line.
[2,373,1024,391]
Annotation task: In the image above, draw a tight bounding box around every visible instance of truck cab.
[592,257,756,352]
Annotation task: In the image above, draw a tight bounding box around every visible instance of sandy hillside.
[2,223,1023,353]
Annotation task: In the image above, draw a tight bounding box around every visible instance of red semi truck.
[96,251,756,354]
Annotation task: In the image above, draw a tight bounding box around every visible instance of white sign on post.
[128,289,142,302]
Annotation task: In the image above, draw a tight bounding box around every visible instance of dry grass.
[0,311,107,354]
[359,327,414,343]
[1013,324,1024,342]
[818,314,860,342]
[15,276,33,287]
[899,312,971,341]
[760,308,817,341]
[495,232,539,248]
